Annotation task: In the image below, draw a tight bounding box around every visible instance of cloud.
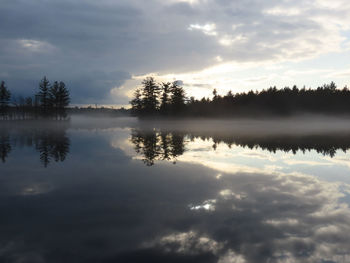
[68,71,131,104]
[188,23,218,36]
[327,68,350,78]
[1,0,350,103]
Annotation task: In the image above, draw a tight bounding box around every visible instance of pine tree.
[130,88,143,115]
[50,81,60,119]
[38,76,51,116]
[141,77,160,115]
[160,82,171,115]
[170,81,186,114]
[58,82,70,108]
[213,89,218,100]
[0,81,11,119]
[49,81,70,119]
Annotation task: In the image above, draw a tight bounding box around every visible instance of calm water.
[2,117,350,263]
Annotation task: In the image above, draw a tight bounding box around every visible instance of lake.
[1,116,350,263]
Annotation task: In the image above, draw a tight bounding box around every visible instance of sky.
[1,0,350,106]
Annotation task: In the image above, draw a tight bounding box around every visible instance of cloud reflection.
[144,172,350,262]
[2,122,350,262]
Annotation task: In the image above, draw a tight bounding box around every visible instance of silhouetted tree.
[58,82,70,116]
[170,81,186,115]
[160,82,171,115]
[185,82,350,117]
[130,88,143,115]
[141,77,161,115]
[0,81,11,120]
[212,88,218,100]
[37,76,51,117]
[0,77,70,120]
[50,81,70,119]
[50,81,60,119]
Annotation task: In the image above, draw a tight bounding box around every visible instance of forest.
[130,77,350,117]
[0,76,70,120]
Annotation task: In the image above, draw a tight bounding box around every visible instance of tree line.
[0,76,70,120]
[68,106,130,117]
[131,78,350,117]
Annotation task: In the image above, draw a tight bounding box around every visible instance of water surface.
[1,117,350,263]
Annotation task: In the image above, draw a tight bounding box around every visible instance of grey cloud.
[68,71,131,104]
[0,0,348,103]
[163,2,198,15]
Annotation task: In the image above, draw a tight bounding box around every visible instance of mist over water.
[2,116,350,262]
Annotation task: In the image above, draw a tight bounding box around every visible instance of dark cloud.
[68,71,131,104]
[0,0,347,103]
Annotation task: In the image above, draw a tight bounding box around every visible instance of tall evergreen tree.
[37,76,51,116]
[50,81,60,119]
[160,82,171,115]
[130,88,143,115]
[49,81,70,119]
[170,81,186,114]
[212,88,218,100]
[141,77,161,115]
[0,81,11,119]
[57,81,70,108]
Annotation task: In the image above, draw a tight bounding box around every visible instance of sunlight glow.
[189,199,216,211]
[264,7,303,16]
[188,23,217,36]
[18,39,55,53]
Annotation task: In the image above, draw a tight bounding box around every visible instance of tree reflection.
[204,133,350,158]
[34,129,70,167]
[131,129,186,166]
[0,131,11,163]
[131,128,350,165]
[0,125,70,167]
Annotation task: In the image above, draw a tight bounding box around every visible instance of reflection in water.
[131,129,185,166]
[34,129,70,167]
[207,133,350,157]
[143,172,350,263]
[0,124,70,167]
[3,119,350,262]
[0,131,11,163]
[131,128,350,165]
